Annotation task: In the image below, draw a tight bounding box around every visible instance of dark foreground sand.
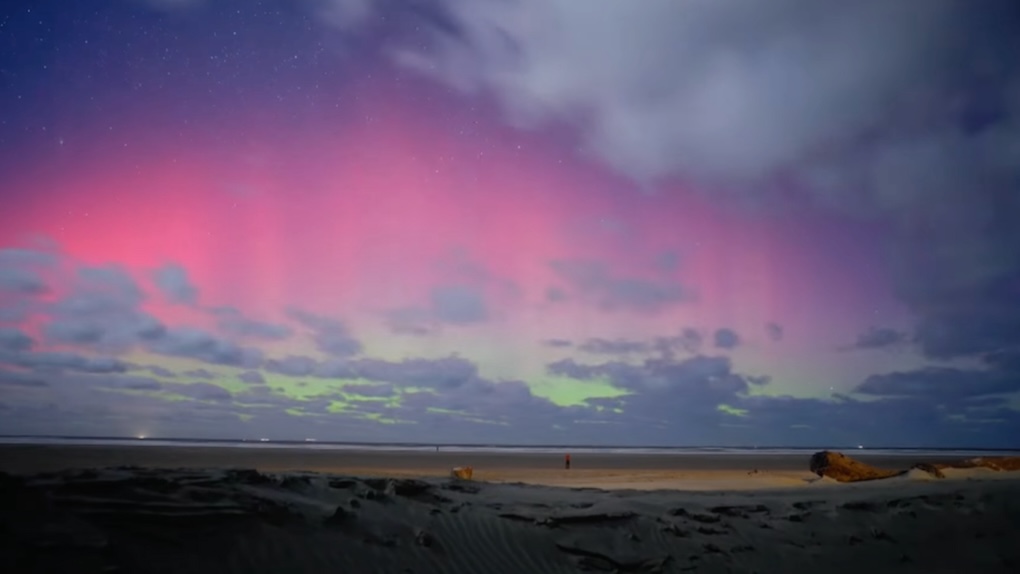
[1,445,1018,573]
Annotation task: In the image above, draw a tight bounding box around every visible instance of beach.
[1,444,1018,573]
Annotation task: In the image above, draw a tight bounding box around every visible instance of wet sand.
[0,444,974,484]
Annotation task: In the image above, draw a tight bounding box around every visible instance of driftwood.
[810,451,1020,483]
[450,466,474,480]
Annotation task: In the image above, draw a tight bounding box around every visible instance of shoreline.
[1,444,1007,492]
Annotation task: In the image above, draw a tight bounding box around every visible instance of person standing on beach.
[564,453,571,470]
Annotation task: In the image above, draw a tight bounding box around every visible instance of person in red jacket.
[564,453,571,470]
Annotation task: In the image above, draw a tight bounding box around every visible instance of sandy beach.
[1,444,1018,573]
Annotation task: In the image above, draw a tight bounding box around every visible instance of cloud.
[352,356,479,389]
[550,259,691,312]
[578,338,650,355]
[111,376,163,391]
[213,307,292,340]
[152,263,198,305]
[679,328,704,353]
[341,382,395,397]
[264,355,319,377]
[713,328,741,349]
[183,368,215,379]
[0,267,48,295]
[149,327,264,367]
[43,265,165,351]
[238,370,266,385]
[0,248,55,295]
[849,326,907,350]
[856,367,1020,399]
[0,328,34,352]
[287,308,363,357]
[392,0,1020,256]
[430,285,489,324]
[379,0,1020,372]
[549,354,755,397]
[912,299,1020,360]
[1,349,132,374]
[144,365,177,378]
[765,322,783,342]
[0,369,48,388]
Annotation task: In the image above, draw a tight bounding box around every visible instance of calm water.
[1,436,1016,458]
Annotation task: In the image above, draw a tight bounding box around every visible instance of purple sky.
[0,0,1019,447]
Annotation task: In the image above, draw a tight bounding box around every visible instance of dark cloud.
[76,265,144,304]
[550,259,691,312]
[549,354,754,397]
[2,350,132,374]
[651,328,703,355]
[43,264,165,351]
[984,350,1020,373]
[341,383,395,397]
[848,326,907,350]
[0,248,54,295]
[679,328,703,353]
[287,308,363,357]
[578,338,650,355]
[0,267,48,295]
[912,297,1020,360]
[353,356,478,389]
[238,370,266,385]
[1,345,1017,447]
[713,328,741,349]
[315,359,357,379]
[149,327,264,367]
[856,367,1020,399]
[144,365,177,378]
[765,322,783,342]
[0,369,48,388]
[430,285,488,324]
[152,263,198,305]
[264,355,319,377]
[0,328,34,352]
[30,266,276,376]
[212,306,292,340]
[111,376,163,391]
[182,368,215,379]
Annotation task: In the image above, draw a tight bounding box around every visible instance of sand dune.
[3,462,1019,573]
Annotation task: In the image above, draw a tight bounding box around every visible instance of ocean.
[1,435,1016,457]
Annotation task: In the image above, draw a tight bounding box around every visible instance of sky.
[1,0,1019,447]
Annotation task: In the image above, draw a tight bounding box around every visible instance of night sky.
[1,0,1019,447]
